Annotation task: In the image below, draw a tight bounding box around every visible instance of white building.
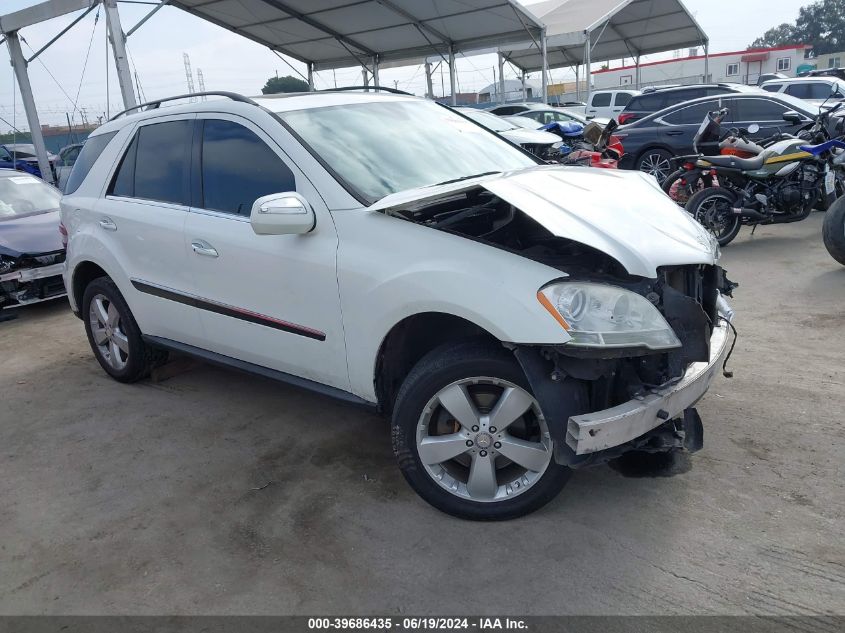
[592,44,811,89]
[477,78,539,103]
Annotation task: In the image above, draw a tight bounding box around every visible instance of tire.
[686,186,742,247]
[816,173,845,212]
[662,169,707,205]
[82,276,166,383]
[636,148,674,184]
[822,196,845,265]
[391,341,571,521]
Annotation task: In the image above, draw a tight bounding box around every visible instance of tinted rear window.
[64,132,117,194]
[629,93,668,111]
[591,93,612,107]
[734,98,789,122]
[614,93,633,107]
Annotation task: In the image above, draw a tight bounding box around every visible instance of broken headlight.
[537,282,682,350]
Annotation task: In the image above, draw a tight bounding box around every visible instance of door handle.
[666,130,685,136]
[98,217,117,231]
[191,240,219,258]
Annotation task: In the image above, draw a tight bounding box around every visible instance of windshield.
[0,175,61,218]
[280,100,537,203]
[457,108,517,132]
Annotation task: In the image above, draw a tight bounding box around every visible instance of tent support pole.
[425,61,433,98]
[703,42,710,82]
[103,0,137,110]
[449,45,457,105]
[372,55,379,86]
[584,31,592,111]
[362,68,369,90]
[541,27,548,104]
[498,53,505,103]
[307,63,314,90]
[575,64,580,100]
[521,71,526,99]
[5,31,54,185]
[635,55,641,88]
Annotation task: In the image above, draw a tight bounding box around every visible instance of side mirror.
[747,123,760,134]
[782,111,802,124]
[250,192,315,236]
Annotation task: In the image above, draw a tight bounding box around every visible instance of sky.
[0,0,805,130]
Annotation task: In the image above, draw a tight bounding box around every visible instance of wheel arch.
[71,260,110,317]
[374,311,501,415]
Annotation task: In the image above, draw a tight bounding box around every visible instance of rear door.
[657,99,722,154]
[96,114,204,345]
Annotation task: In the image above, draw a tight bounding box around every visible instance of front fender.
[333,210,572,401]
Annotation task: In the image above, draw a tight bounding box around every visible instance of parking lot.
[1,212,843,616]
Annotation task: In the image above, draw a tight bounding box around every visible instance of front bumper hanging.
[566,321,731,456]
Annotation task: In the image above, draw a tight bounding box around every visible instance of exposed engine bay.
[384,187,736,463]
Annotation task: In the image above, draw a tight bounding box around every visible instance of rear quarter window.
[591,93,612,107]
[64,132,118,194]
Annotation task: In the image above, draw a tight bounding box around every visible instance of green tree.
[748,0,845,55]
[261,75,310,94]
[749,23,799,49]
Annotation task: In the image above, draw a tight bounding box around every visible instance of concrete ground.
[0,212,843,616]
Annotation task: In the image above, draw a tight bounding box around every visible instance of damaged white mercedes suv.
[62,90,736,520]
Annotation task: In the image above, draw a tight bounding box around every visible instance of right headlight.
[537,282,682,350]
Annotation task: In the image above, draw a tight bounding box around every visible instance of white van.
[585,89,641,120]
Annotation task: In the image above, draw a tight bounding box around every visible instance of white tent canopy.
[499,0,708,102]
[171,0,545,72]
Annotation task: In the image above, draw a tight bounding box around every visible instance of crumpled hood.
[369,165,718,278]
[0,210,63,258]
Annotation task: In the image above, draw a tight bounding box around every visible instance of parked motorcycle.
[685,127,845,246]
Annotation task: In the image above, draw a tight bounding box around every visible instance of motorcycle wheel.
[662,169,707,206]
[686,187,742,247]
[822,196,845,265]
[816,173,845,212]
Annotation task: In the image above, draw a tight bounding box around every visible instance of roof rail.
[109,91,258,121]
[320,86,413,96]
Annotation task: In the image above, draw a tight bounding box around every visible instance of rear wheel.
[686,186,742,247]
[822,196,845,265]
[82,277,166,383]
[637,148,674,184]
[391,342,571,520]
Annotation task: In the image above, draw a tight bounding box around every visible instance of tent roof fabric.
[500,0,708,73]
[171,0,545,71]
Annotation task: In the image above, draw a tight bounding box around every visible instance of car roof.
[638,83,748,94]
[92,90,421,137]
[631,91,814,126]
[763,76,844,84]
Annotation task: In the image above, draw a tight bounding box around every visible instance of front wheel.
[662,169,707,205]
[686,186,742,247]
[822,196,845,265]
[391,342,571,520]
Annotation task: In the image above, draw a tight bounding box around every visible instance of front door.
[183,115,349,391]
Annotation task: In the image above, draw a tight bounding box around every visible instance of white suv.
[61,90,735,520]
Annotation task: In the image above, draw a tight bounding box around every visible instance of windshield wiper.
[430,171,501,187]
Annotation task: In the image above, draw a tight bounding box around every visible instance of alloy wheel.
[416,377,552,502]
[640,152,672,183]
[88,293,129,371]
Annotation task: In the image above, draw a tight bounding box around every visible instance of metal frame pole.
[103,0,136,109]
[584,31,592,110]
[575,64,580,101]
[5,32,54,185]
[521,71,526,100]
[703,42,710,82]
[307,62,314,90]
[425,61,433,98]
[372,55,379,86]
[635,55,641,88]
[497,52,505,103]
[449,45,457,105]
[541,28,548,103]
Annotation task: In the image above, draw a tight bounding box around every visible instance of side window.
[109,134,138,198]
[65,131,118,195]
[761,83,782,93]
[662,100,719,125]
[0,147,11,162]
[62,146,81,166]
[591,93,612,107]
[735,98,788,122]
[200,119,296,216]
[634,93,668,111]
[614,92,633,107]
[134,120,192,205]
[522,111,544,123]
